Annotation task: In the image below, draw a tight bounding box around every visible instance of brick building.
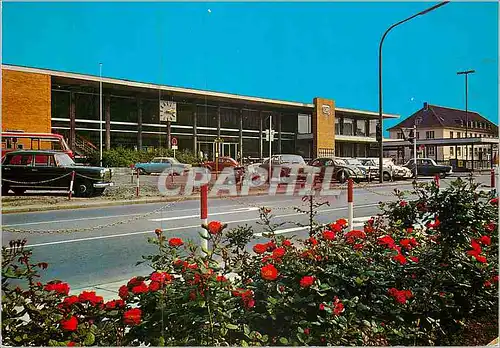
[2,64,398,161]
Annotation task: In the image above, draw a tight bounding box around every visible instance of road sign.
[171,137,178,146]
[172,145,178,150]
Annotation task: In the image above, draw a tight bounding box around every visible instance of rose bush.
[2,178,498,346]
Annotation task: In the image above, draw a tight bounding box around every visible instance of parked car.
[359,157,412,181]
[1,150,113,197]
[260,154,311,183]
[342,158,377,181]
[404,158,453,178]
[134,157,191,175]
[202,156,242,172]
[309,157,366,184]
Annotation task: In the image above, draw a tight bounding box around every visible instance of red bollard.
[136,169,140,197]
[68,171,75,200]
[491,168,495,188]
[434,174,440,188]
[348,178,353,230]
[200,184,209,254]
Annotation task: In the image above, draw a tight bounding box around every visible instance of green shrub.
[88,147,201,167]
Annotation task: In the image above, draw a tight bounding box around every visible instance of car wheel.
[337,171,347,184]
[2,185,10,196]
[439,172,446,179]
[12,188,26,195]
[137,168,147,175]
[75,180,94,198]
[92,188,105,196]
[383,172,391,181]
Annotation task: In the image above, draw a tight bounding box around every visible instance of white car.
[362,157,412,180]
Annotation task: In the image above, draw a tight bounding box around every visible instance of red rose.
[399,200,408,207]
[303,328,310,335]
[475,255,487,263]
[150,272,173,284]
[329,222,343,233]
[345,230,366,244]
[393,253,407,265]
[266,241,277,251]
[154,228,162,236]
[60,316,78,331]
[407,227,414,234]
[427,217,440,229]
[353,243,364,250]
[37,262,48,270]
[131,282,149,295]
[322,230,335,240]
[123,308,142,326]
[207,221,224,234]
[319,303,325,310]
[282,240,292,247]
[485,222,496,232]
[105,299,125,309]
[44,282,70,295]
[168,238,184,247]
[216,275,227,282]
[308,237,318,246]
[336,218,347,226]
[409,256,419,263]
[484,281,492,287]
[62,296,79,307]
[489,197,498,205]
[127,277,143,287]
[364,225,374,234]
[409,238,418,247]
[67,342,76,347]
[261,264,278,281]
[187,263,198,270]
[399,239,411,248]
[333,301,344,316]
[272,247,286,259]
[253,243,267,254]
[118,285,129,299]
[299,276,315,288]
[149,281,161,292]
[378,235,396,249]
[493,275,499,283]
[78,291,103,305]
[480,235,491,246]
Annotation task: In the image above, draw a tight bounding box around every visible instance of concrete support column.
[217,106,221,139]
[259,111,263,161]
[105,96,111,150]
[137,98,143,151]
[277,113,282,153]
[166,122,172,149]
[193,109,198,156]
[239,109,243,162]
[69,92,76,150]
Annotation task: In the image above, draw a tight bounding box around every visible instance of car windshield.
[169,157,179,164]
[333,159,346,166]
[360,159,376,166]
[54,153,75,166]
[280,155,305,164]
[345,159,362,166]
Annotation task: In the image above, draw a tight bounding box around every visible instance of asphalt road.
[2,175,491,291]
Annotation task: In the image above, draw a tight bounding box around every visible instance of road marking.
[149,207,260,222]
[2,199,298,227]
[13,204,380,249]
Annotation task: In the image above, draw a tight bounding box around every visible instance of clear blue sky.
[3,2,498,133]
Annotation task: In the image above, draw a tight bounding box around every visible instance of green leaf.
[158,337,165,346]
[355,277,363,286]
[225,323,239,330]
[279,337,289,345]
[362,320,371,327]
[241,340,249,347]
[83,332,95,346]
[244,324,250,336]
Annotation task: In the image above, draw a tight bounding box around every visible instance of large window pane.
[343,118,354,136]
[298,114,311,134]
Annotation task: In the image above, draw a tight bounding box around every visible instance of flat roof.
[2,64,399,119]
[383,137,500,148]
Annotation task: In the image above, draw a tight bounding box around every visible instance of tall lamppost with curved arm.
[378,1,449,183]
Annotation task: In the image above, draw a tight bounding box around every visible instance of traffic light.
[376,123,382,142]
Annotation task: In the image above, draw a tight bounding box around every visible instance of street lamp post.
[378,1,449,183]
[99,63,103,167]
[457,69,475,169]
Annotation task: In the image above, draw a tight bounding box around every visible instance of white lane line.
[2,198,298,227]
[13,204,380,249]
[149,207,260,222]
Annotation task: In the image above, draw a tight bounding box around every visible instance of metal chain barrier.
[2,172,74,185]
[3,197,187,234]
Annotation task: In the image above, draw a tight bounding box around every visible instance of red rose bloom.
[127,277,143,287]
[303,328,310,335]
[489,197,498,205]
[154,228,162,236]
[393,253,407,265]
[319,303,325,310]
[123,308,142,326]
[333,301,344,315]
[253,243,267,254]
[427,217,440,229]
[485,222,496,233]
[399,200,408,207]
[409,256,419,263]
[480,235,491,246]
[409,238,418,247]
[216,275,227,282]
[345,230,366,244]
[308,237,318,246]
[150,272,173,284]
[493,275,499,283]
[272,247,286,259]
[484,280,492,287]
[378,235,396,249]
[44,282,70,295]
[282,240,292,247]
[131,282,149,295]
[149,281,161,292]
[168,238,184,247]
[407,227,414,234]
[329,222,343,233]
[261,264,279,281]
[67,342,76,347]
[78,291,103,305]
[322,230,336,240]
[62,296,79,307]
[475,255,487,263]
[207,221,224,234]
[266,241,277,251]
[353,243,364,250]
[118,285,129,299]
[336,218,347,226]
[299,276,315,288]
[60,316,78,331]
[105,299,125,309]
[400,239,411,248]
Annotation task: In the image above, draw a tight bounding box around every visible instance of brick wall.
[312,97,335,158]
[2,69,52,133]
